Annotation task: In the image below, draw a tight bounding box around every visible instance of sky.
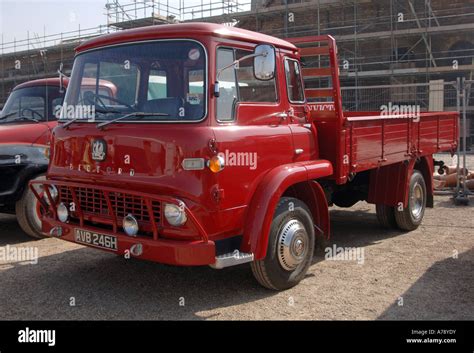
[1,1,106,44]
[0,0,205,47]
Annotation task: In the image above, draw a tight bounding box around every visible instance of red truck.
[0,78,67,238]
[31,23,458,290]
[0,77,117,238]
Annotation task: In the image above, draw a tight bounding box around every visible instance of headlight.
[44,185,58,205]
[42,146,50,160]
[57,202,69,223]
[123,214,139,236]
[164,202,187,226]
[30,146,50,163]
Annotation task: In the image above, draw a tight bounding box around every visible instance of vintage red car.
[0,78,67,238]
[0,77,116,238]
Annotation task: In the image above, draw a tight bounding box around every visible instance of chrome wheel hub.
[410,182,424,220]
[277,219,309,271]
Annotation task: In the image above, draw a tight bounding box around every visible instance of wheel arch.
[282,181,330,240]
[368,156,433,209]
[241,160,332,260]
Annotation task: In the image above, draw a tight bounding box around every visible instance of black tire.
[251,197,315,290]
[394,170,427,231]
[375,204,397,228]
[15,175,46,239]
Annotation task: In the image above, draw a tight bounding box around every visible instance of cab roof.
[14,77,68,90]
[75,22,297,53]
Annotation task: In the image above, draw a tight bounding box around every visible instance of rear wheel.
[394,170,427,231]
[251,197,315,290]
[15,175,46,239]
[375,204,397,228]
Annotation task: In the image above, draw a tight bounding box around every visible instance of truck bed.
[287,35,459,184]
[344,111,458,173]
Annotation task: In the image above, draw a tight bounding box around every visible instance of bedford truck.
[31,23,458,290]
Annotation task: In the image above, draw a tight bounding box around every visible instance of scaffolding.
[105,0,181,29]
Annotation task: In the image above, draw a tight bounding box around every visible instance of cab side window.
[285,58,304,103]
[216,48,238,122]
[216,47,278,122]
[235,49,277,103]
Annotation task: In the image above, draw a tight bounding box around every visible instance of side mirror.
[254,44,275,81]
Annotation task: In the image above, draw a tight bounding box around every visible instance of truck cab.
[31,23,457,290]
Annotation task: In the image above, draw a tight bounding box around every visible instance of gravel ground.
[0,153,472,320]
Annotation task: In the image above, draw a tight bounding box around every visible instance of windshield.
[62,40,207,123]
[0,86,64,123]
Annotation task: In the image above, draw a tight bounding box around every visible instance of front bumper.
[30,179,216,266]
[43,218,215,265]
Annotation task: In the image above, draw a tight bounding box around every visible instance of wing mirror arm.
[58,63,69,94]
[214,52,266,98]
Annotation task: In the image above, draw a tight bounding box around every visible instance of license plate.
[74,229,118,251]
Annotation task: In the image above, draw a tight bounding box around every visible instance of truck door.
[212,47,294,211]
[284,57,316,161]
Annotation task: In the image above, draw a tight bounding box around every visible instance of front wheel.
[251,197,315,290]
[394,170,427,231]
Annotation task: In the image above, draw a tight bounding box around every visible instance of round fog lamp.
[57,202,69,223]
[123,214,139,236]
[164,203,187,226]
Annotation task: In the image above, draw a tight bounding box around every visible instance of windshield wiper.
[0,113,39,123]
[61,107,121,129]
[97,111,170,130]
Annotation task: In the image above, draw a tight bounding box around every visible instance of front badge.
[91,139,107,161]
